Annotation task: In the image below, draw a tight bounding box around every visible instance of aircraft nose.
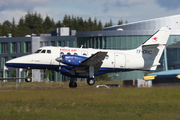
[5,59,15,67]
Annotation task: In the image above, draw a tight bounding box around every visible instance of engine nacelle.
[61,55,87,66]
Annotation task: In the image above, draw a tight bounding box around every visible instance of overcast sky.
[0,0,180,25]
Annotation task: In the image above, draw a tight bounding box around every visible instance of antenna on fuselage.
[80,45,83,48]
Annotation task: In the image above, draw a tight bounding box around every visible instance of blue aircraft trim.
[5,63,59,71]
[5,63,149,77]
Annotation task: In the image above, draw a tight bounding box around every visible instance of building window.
[11,42,17,53]
[62,41,65,47]
[73,41,76,47]
[67,41,69,47]
[24,42,31,53]
[57,41,61,46]
[44,42,48,46]
[1,42,8,54]
[40,42,43,47]
[18,42,21,53]
[1,57,8,68]
[51,41,55,46]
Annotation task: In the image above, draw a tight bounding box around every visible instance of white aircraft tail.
[139,27,171,71]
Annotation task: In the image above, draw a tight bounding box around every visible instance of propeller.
[55,53,63,72]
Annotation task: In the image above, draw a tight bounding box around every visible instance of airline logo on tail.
[152,37,158,42]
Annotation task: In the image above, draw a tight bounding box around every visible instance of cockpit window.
[47,50,51,53]
[35,49,42,53]
[41,50,46,53]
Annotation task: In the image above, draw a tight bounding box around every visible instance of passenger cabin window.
[105,55,109,59]
[60,52,64,57]
[67,52,71,55]
[41,50,46,53]
[47,50,51,53]
[83,53,87,56]
[74,53,78,55]
[35,49,42,53]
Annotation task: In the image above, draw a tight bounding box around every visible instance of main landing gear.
[68,78,96,88]
[87,78,95,86]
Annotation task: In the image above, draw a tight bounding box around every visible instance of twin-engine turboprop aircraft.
[5,27,171,88]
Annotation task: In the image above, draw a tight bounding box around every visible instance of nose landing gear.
[25,69,32,82]
[69,78,77,88]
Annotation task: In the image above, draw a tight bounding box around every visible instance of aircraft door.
[114,53,126,69]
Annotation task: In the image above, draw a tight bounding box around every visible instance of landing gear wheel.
[87,79,95,86]
[25,77,32,82]
[69,81,77,88]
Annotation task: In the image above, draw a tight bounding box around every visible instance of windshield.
[35,49,42,53]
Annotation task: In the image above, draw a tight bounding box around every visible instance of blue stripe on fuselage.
[5,63,147,76]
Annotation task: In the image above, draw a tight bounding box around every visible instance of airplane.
[5,27,171,88]
[144,69,180,80]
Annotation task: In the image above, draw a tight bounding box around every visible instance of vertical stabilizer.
[142,27,171,71]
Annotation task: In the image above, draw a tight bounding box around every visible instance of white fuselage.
[6,46,153,71]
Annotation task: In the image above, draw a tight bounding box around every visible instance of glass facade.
[57,41,61,46]
[11,42,17,54]
[77,36,152,80]
[18,42,21,53]
[77,36,150,50]
[24,42,31,53]
[77,35,180,80]
[51,41,55,46]
[1,42,8,54]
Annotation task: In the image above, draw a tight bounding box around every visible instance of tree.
[97,20,103,30]
[43,15,54,33]
[55,20,62,28]
[118,19,123,25]
[104,19,113,28]
[12,17,16,28]
[2,20,12,36]
[87,17,93,31]
[125,20,128,24]
[0,11,128,36]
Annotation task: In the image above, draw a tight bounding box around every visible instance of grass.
[0,81,179,119]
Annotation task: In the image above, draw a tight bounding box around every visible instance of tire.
[25,77,32,82]
[87,79,95,86]
[69,81,77,88]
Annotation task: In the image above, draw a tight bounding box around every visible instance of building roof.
[103,14,180,35]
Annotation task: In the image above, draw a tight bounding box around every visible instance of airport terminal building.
[1,15,180,82]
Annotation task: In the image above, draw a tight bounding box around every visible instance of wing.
[71,51,107,73]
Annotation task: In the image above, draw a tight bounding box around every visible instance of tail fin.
[143,27,171,46]
[141,27,171,71]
